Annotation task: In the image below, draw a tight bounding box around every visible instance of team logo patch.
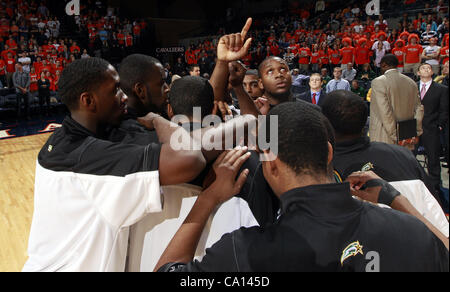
[340,241,364,266]
[361,162,374,172]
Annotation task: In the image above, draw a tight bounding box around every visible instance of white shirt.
[23,163,162,272]
[419,80,432,99]
[423,45,441,65]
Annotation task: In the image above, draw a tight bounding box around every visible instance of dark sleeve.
[438,84,449,127]
[76,138,161,177]
[157,232,239,272]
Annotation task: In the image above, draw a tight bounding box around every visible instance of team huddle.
[23,18,448,272]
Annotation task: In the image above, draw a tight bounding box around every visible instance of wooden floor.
[0,133,51,272]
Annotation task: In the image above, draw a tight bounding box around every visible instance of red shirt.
[404,44,423,64]
[355,46,371,65]
[5,58,15,73]
[440,46,449,65]
[318,50,329,64]
[392,47,405,67]
[117,33,125,45]
[70,46,80,53]
[133,25,141,36]
[185,50,197,65]
[310,51,320,64]
[126,35,133,47]
[30,73,39,91]
[340,46,355,64]
[34,61,43,73]
[298,47,311,64]
[329,49,341,65]
[6,39,17,50]
[0,59,6,75]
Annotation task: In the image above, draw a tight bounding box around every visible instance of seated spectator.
[356,63,377,81]
[351,80,366,99]
[321,89,437,198]
[342,63,357,82]
[320,67,331,89]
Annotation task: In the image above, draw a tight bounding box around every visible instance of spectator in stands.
[355,38,371,72]
[351,79,366,99]
[421,24,438,46]
[373,41,387,76]
[5,52,16,88]
[404,34,423,75]
[356,64,376,85]
[342,63,357,83]
[12,62,31,119]
[340,38,355,70]
[37,71,51,116]
[326,67,350,93]
[0,57,6,87]
[320,67,331,89]
[189,64,201,77]
[392,39,406,73]
[422,37,442,76]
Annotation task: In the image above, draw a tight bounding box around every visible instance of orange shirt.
[440,46,449,65]
[404,44,423,64]
[126,35,133,47]
[392,47,405,67]
[340,46,355,64]
[318,50,329,64]
[355,46,371,65]
[30,73,39,91]
[298,47,311,64]
[329,49,341,65]
[5,58,15,72]
[310,51,320,64]
[0,59,5,75]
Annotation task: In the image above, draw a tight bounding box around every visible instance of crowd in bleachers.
[0,0,148,119]
[171,0,448,100]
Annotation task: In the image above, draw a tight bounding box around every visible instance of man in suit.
[297,73,328,107]
[369,54,424,147]
[417,62,449,200]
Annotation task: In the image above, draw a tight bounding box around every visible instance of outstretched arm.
[209,18,253,102]
[346,171,449,249]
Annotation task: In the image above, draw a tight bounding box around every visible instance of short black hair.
[380,54,399,68]
[58,57,111,110]
[189,64,200,72]
[267,102,330,176]
[169,76,214,119]
[258,56,288,76]
[118,54,161,97]
[321,90,368,136]
[246,69,260,78]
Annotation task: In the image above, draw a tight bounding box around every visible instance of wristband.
[364,179,401,206]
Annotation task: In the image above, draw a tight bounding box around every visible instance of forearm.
[391,196,449,249]
[233,85,260,117]
[154,193,218,271]
[209,60,229,102]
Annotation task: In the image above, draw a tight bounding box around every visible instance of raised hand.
[203,147,251,205]
[228,61,247,88]
[217,18,253,62]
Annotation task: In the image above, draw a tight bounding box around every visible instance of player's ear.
[80,92,96,112]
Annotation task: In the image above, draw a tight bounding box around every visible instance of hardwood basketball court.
[0,133,51,272]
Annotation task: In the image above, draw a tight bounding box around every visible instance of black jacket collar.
[63,115,97,138]
[335,136,370,155]
[279,183,362,218]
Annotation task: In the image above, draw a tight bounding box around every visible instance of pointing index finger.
[241,18,252,40]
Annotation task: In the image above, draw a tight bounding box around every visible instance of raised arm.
[209,18,253,102]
